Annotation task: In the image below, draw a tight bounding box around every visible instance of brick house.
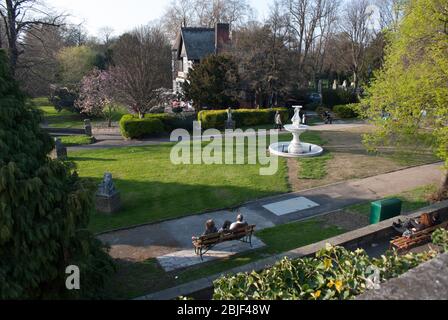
[172,23,231,94]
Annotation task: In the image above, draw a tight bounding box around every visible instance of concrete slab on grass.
[157,237,266,272]
[263,197,320,216]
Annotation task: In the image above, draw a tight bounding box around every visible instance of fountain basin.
[269,105,324,158]
[269,142,324,158]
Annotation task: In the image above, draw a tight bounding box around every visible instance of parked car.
[308,92,323,104]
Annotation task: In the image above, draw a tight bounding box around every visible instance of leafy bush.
[322,89,358,107]
[198,108,289,130]
[213,244,437,300]
[49,85,78,113]
[119,113,195,139]
[119,115,164,139]
[432,228,448,252]
[333,104,359,119]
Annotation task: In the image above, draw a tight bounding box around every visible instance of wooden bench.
[193,225,256,260]
[390,221,448,253]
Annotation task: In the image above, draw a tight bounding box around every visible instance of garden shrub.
[333,104,359,119]
[432,228,448,253]
[49,85,78,113]
[213,243,438,300]
[119,115,164,139]
[322,89,358,107]
[119,113,196,139]
[198,108,289,130]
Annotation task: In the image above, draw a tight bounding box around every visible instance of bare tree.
[283,0,341,83]
[98,26,115,46]
[376,0,405,31]
[339,0,374,88]
[16,24,64,96]
[112,26,172,118]
[162,0,254,40]
[0,0,64,75]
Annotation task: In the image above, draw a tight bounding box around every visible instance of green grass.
[32,97,127,129]
[298,152,333,179]
[71,139,289,233]
[103,219,345,299]
[60,135,95,147]
[345,184,437,217]
[39,106,85,129]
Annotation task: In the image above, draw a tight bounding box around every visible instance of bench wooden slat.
[193,225,256,259]
[391,221,448,251]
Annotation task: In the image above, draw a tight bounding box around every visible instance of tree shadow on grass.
[69,156,118,162]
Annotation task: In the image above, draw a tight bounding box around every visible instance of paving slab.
[157,237,266,272]
[263,197,320,216]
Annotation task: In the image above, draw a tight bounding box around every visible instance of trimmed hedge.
[120,115,164,139]
[119,113,196,139]
[322,89,358,107]
[198,108,289,130]
[333,104,359,119]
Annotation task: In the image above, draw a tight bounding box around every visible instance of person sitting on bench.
[230,214,248,231]
[393,213,436,235]
[192,219,218,241]
[219,221,232,233]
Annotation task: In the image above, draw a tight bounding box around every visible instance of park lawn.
[33,97,127,128]
[60,135,95,147]
[71,139,293,233]
[344,184,438,217]
[298,152,333,179]
[102,219,345,300]
[39,106,84,129]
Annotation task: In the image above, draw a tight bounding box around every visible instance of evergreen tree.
[182,55,240,110]
[0,50,114,299]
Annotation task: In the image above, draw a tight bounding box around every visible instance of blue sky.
[45,0,272,37]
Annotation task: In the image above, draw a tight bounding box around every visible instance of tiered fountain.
[269,106,324,158]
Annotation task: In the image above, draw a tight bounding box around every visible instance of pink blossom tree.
[75,68,118,127]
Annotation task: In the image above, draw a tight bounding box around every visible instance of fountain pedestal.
[269,106,324,158]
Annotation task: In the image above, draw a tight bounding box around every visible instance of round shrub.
[119,115,164,139]
[333,104,359,119]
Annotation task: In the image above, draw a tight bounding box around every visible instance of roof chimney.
[215,23,230,54]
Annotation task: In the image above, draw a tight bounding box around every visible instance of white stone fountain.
[269,106,324,158]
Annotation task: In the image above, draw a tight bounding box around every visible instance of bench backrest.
[196,225,256,245]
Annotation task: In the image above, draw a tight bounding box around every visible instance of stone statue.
[225,107,235,129]
[342,80,348,90]
[291,106,303,127]
[97,173,117,197]
[96,172,121,214]
[84,119,93,137]
[227,108,233,122]
[53,138,67,160]
[332,80,338,90]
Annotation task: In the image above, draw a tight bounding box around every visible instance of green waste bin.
[370,198,402,225]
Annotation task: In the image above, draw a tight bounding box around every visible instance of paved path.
[69,121,367,151]
[98,162,443,266]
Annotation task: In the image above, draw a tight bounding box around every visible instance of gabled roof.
[174,27,215,61]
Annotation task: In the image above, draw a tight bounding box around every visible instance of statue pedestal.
[51,146,67,160]
[96,192,122,214]
[225,120,235,130]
